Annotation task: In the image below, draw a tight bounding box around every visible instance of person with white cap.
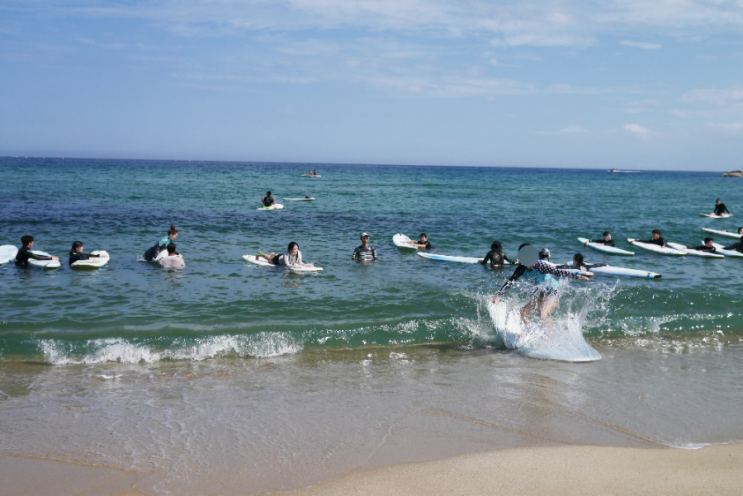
[492,244,588,325]
[352,233,377,262]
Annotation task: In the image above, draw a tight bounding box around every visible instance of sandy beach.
[2,443,741,496]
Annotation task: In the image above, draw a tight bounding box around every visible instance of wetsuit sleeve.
[482,251,493,265]
[371,247,377,261]
[352,247,360,261]
[496,265,526,295]
[297,251,303,265]
[503,253,516,265]
[535,260,578,279]
[28,251,52,261]
[690,245,715,252]
[158,237,170,248]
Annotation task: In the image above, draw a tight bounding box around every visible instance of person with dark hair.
[68,241,104,266]
[352,233,377,262]
[492,244,588,325]
[713,199,731,217]
[480,240,515,267]
[679,237,718,253]
[144,226,178,261]
[262,191,276,207]
[723,235,743,254]
[636,229,666,247]
[584,231,615,247]
[158,243,185,269]
[403,233,431,250]
[572,253,586,270]
[258,242,303,267]
[16,235,59,266]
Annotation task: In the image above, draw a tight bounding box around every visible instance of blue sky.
[1,1,742,170]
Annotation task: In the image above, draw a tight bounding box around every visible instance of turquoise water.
[1,157,742,363]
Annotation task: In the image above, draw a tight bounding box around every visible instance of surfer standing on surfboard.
[713,199,731,217]
[491,244,588,325]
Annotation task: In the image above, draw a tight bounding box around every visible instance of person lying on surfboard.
[723,235,743,254]
[491,244,588,325]
[479,240,515,267]
[679,237,718,253]
[68,241,105,266]
[403,233,431,249]
[713,199,731,217]
[15,235,59,266]
[262,191,276,207]
[584,231,615,247]
[257,242,304,267]
[636,229,666,247]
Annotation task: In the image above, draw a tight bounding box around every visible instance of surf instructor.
[479,240,515,267]
[144,226,178,261]
[492,244,588,325]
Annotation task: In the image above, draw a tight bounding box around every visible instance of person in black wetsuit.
[262,191,276,207]
[15,235,59,266]
[713,199,731,217]
[406,233,431,250]
[480,240,515,267]
[723,235,743,254]
[636,229,666,247]
[584,231,615,247]
[682,237,718,253]
[68,241,104,266]
[491,244,588,325]
[352,233,377,262]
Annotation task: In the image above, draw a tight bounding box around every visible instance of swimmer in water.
[479,240,515,267]
[492,244,588,325]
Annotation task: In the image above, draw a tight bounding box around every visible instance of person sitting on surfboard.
[713,199,731,217]
[15,235,59,266]
[144,226,178,261]
[584,231,615,247]
[262,191,276,207]
[636,229,666,247]
[352,233,377,262]
[479,240,515,267]
[258,242,303,267]
[159,243,185,269]
[491,244,588,325]
[68,241,104,266]
[403,233,431,249]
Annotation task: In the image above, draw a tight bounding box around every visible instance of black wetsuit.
[714,203,730,216]
[723,241,743,253]
[352,245,377,262]
[588,239,616,247]
[262,196,276,207]
[69,252,100,266]
[417,240,432,249]
[637,237,666,247]
[689,245,716,253]
[482,250,515,267]
[15,246,52,266]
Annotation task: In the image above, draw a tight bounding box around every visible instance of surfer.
[723,235,743,254]
[636,229,666,247]
[352,233,377,262]
[491,244,589,325]
[68,241,104,266]
[403,233,431,249]
[158,244,185,269]
[713,199,731,217]
[313,170,319,176]
[584,232,615,247]
[538,248,551,261]
[258,242,304,267]
[262,191,276,207]
[15,235,59,265]
[682,237,718,253]
[144,226,178,261]
[479,240,515,267]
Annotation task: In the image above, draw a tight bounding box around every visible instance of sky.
[1,1,742,170]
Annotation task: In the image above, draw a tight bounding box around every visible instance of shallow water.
[1,158,742,493]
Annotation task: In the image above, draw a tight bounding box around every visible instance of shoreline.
[2,443,741,495]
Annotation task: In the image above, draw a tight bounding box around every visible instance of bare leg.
[539,295,559,326]
[520,299,537,326]
[259,252,277,263]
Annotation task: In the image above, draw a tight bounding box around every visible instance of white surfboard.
[0,245,18,264]
[709,242,743,258]
[700,213,733,218]
[627,239,686,256]
[301,174,321,178]
[488,301,601,363]
[417,251,517,265]
[702,228,742,239]
[242,254,323,272]
[667,242,724,259]
[257,204,284,211]
[566,261,661,279]
[28,251,61,270]
[393,234,418,251]
[71,250,110,269]
[578,237,634,256]
[282,198,315,201]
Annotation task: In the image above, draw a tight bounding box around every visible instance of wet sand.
[3,444,741,496]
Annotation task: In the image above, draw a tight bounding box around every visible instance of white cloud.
[538,125,589,134]
[624,123,649,138]
[488,58,498,65]
[682,86,743,106]
[706,122,743,132]
[620,41,662,50]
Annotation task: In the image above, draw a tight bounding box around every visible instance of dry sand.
[2,444,741,495]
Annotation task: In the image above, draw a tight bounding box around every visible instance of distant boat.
[609,169,621,172]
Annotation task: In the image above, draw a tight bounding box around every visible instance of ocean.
[1,157,742,494]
